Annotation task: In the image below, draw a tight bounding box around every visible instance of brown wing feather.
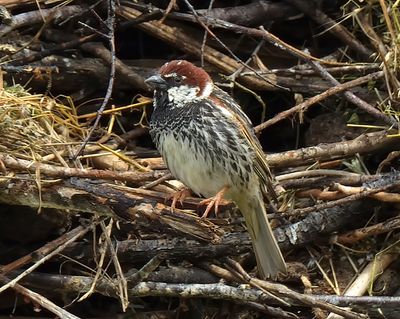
[211,88,277,200]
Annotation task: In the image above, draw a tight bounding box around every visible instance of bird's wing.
[210,88,278,200]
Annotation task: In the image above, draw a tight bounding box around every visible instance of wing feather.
[211,88,277,200]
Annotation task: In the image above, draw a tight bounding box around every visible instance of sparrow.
[146,60,286,278]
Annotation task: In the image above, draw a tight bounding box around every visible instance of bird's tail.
[237,195,286,278]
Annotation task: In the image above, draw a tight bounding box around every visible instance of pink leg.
[167,188,191,211]
[199,185,230,218]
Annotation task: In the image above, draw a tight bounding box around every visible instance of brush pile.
[0,1,399,318]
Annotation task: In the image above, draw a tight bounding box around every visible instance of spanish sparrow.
[146,60,286,278]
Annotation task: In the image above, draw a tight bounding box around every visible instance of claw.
[199,185,230,219]
[166,188,191,211]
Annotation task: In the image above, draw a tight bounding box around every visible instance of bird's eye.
[174,77,182,84]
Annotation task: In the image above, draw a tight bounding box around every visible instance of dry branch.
[0,153,161,184]
[0,0,46,7]
[256,71,384,130]
[267,131,398,168]
[0,5,86,38]
[196,1,299,26]
[283,0,373,59]
[0,274,81,319]
[309,60,399,129]
[327,252,398,319]
[0,1,399,317]
[16,270,400,308]
[335,216,400,244]
[0,176,222,242]
[81,42,148,91]
[118,5,278,90]
[0,221,96,294]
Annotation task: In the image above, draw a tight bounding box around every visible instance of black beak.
[145,74,167,89]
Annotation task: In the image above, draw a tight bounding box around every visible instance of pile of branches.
[0,0,399,318]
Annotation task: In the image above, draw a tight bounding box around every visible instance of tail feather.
[238,196,286,278]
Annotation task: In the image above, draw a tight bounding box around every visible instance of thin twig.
[0,220,98,294]
[0,153,162,183]
[126,254,165,286]
[74,0,116,158]
[290,177,400,217]
[0,275,81,319]
[309,60,399,129]
[222,258,366,319]
[182,0,282,89]
[283,0,373,59]
[0,224,90,275]
[100,219,129,311]
[255,71,384,132]
[16,271,400,308]
[199,0,215,67]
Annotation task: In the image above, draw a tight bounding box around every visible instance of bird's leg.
[199,185,230,219]
[166,187,191,211]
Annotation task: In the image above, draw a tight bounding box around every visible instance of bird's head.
[145,60,213,105]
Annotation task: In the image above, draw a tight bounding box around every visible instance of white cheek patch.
[167,85,199,105]
[200,81,213,98]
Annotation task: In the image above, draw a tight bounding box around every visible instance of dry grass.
[0,83,84,163]
[340,1,400,130]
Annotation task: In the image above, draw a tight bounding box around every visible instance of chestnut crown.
[146,60,213,100]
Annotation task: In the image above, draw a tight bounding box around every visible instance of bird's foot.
[200,186,230,219]
[166,188,191,211]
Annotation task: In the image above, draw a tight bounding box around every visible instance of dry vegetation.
[0,0,399,318]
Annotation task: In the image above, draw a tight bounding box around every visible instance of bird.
[145,60,286,278]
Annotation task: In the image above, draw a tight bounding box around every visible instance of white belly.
[159,133,232,198]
